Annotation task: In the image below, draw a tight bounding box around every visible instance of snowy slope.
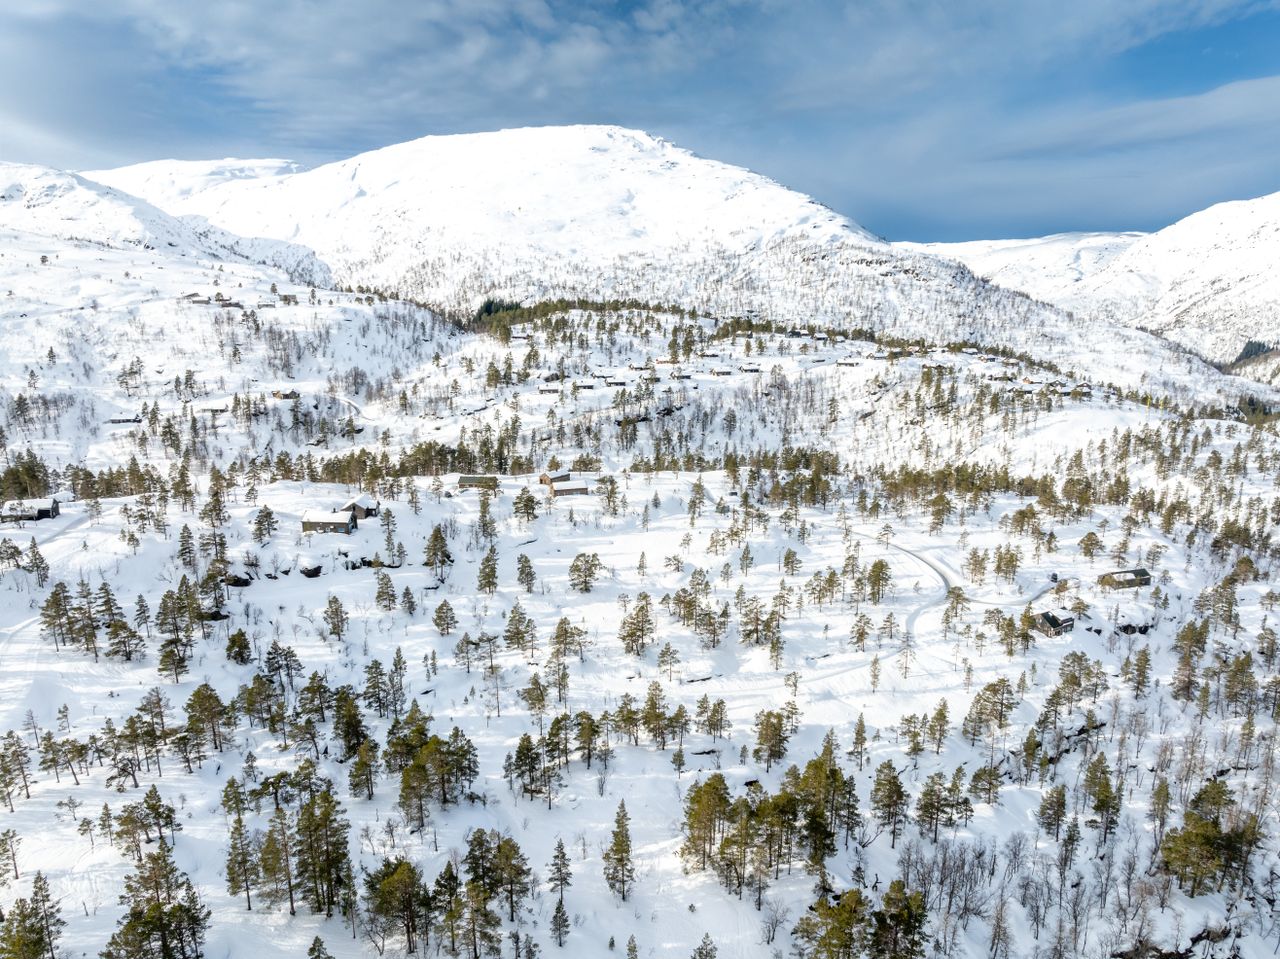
[1,161,210,251]
[917,192,1280,366]
[1,126,1278,959]
[902,232,1143,305]
[82,156,305,202]
[0,161,330,286]
[1071,191,1280,363]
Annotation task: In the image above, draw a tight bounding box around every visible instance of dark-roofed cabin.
[539,471,570,487]
[1033,611,1075,637]
[458,475,499,492]
[1097,568,1152,589]
[301,510,357,534]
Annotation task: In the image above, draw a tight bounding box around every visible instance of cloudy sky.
[6,1,1280,240]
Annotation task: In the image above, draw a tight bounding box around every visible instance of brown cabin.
[341,494,379,519]
[301,510,357,535]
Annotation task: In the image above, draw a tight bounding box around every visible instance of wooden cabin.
[550,481,591,498]
[341,494,380,519]
[0,498,60,522]
[1098,568,1152,589]
[1033,610,1076,637]
[458,475,499,492]
[301,510,357,535]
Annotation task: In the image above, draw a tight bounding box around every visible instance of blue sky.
[5,1,1280,240]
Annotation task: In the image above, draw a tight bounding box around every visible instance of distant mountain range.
[912,192,1280,367]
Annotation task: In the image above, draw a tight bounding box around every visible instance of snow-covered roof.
[3,498,55,510]
[301,509,353,524]
[342,493,377,509]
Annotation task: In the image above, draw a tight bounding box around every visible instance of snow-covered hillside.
[2,126,1280,959]
[1,161,330,287]
[919,192,1280,366]
[83,126,1277,409]
[902,232,1143,305]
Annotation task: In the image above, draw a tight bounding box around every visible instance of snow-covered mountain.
[918,192,1280,366]
[82,125,1276,408]
[1,161,330,286]
[2,161,214,251]
[85,125,877,311]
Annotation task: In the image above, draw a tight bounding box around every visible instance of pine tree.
[0,893,47,959]
[375,571,397,611]
[307,936,334,959]
[477,546,498,594]
[914,772,948,843]
[870,761,909,848]
[868,880,927,959]
[347,738,381,801]
[322,595,348,640]
[691,933,717,959]
[252,506,278,544]
[225,628,252,665]
[514,487,539,523]
[363,857,429,955]
[103,843,210,959]
[603,801,635,901]
[258,807,297,915]
[294,787,351,917]
[752,710,789,771]
[550,898,570,947]
[547,838,572,902]
[516,554,536,592]
[424,526,454,577]
[494,835,534,922]
[568,552,602,592]
[226,814,260,910]
[434,600,458,636]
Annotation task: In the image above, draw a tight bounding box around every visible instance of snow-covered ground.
[0,129,1279,959]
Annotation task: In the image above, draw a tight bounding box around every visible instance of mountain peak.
[85,125,881,305]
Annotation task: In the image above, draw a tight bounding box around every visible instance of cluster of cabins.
[300,494,380,535]
[178,292,294,311]
[302,473,599,536]
[1032,567,1153,638]
[457,472,593,498]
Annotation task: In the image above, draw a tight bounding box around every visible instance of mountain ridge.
[918,190,1280,366]
[72,124,1280,405]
